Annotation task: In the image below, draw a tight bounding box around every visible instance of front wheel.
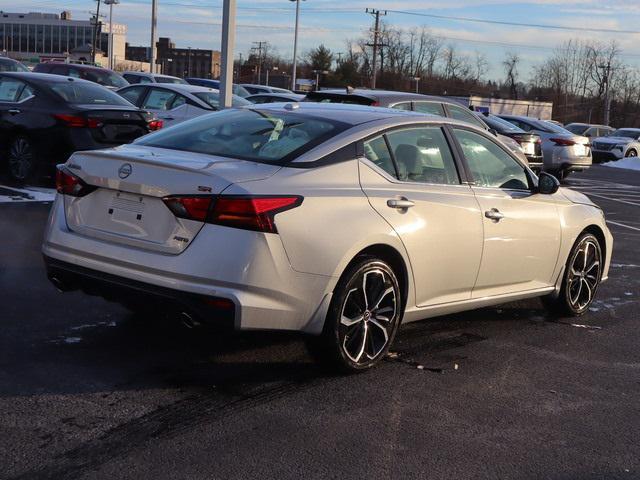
[310,257,402,372]
[544,233,603,316]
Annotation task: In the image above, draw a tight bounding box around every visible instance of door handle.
[8,109,21,115]
[160,116,174,120]
[387,198,415,210]
[485,208,505,222]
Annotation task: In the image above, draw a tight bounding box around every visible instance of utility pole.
[599,62,613,126]
[91,0,102,64]
[104,0,119,70]
[252,41,267,84]
[365,8,386,89]
[149,0,158,73]
[290,0,304,91]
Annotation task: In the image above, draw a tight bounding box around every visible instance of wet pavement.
[1,165,639,479]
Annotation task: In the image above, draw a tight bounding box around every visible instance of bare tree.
[503,51,520,98]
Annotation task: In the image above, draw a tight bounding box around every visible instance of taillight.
[163,196,213,222]
[53,114,102,128]
[162,195,303,233]
[55,165,96,197]
[148,119,164,131]
[550,137,576,146]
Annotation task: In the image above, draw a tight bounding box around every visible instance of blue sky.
[3,0,640,80]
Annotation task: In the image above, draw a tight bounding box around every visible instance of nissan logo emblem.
[118,163,132,179]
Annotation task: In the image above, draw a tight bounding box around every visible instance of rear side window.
[364,135,395,177]
[391,102,411,111]
[123,74,141,84]
[119,86,146,105]
[413,101,444,116]
[446,103,486,129]
[142,89,176,110]
[386,127,459,185]
[135,108,348,164]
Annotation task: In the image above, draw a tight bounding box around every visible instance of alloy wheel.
[8,137,34,182]
[566,237,601,312]
[626,149,637,158]
[339,268,398,365]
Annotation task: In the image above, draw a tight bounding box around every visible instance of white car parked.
[591,128,640,163]
[44,103,612,371]
[117,83,251,127]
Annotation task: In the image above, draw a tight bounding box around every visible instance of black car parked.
[480,113,544,171]
[33,63,129,90]
[0,72,160,183]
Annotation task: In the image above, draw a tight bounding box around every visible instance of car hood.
[560,187,597,207]
[593,136,633,144]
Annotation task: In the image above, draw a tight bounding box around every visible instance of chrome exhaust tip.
[180,312,201,329]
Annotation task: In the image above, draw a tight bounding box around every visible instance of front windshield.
[0,59,29,72]
[84,69,129,88]
[50,81,132,105]
[135,108,347,164]
[193,91,251,109]
[611,129,640,139]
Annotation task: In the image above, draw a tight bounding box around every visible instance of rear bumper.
[44,255,235,328]
[42,195,334,333]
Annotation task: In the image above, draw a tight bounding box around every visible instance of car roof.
[40,62,110,72]
[120,83,217,94]
[615,127,640,132]
[0,71,94,84]
[245,101,463,127]
[309,89,459,103]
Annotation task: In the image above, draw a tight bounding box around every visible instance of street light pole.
[104,0,119,70]
[289,0,304,91]
[150,0,158,73]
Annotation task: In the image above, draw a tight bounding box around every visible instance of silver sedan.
[44,103,612,371]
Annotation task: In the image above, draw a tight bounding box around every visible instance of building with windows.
[125,37,221,79]
[0,11,126,66]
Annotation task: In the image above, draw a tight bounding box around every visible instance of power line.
[386,9,640,35]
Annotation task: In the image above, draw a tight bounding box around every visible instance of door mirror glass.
[537,172,560,195]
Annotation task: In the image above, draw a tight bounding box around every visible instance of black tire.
[308,256,403,372]
[625,149,637,158]
[550,169,565,182]
[544,233,603,316]
[7,135,37,184]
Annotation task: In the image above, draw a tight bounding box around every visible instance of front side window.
[446,103,486,129]
[453,128,529,190]
[0,78,27,102]
[413,101,444,116]
[135,108,347,164]
[386,127,459,185]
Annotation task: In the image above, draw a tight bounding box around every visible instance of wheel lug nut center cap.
[363,310,372,321]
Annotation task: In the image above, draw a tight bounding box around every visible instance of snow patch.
[603,157,640,171]
[0,185,56,203]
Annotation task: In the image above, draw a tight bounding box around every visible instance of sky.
[2,0,640,80]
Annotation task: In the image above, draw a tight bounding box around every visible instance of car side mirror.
[537,172,560,195]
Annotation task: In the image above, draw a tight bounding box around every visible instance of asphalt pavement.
[1,165,639,479]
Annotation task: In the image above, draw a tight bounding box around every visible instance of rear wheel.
[626,149,637,158]
[309,257,402,372]
[7,135,36,184]
[544,233,602,316]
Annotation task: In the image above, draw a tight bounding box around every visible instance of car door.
[0,76,37,133]
[450,127,562,298]
[358,125,484,306]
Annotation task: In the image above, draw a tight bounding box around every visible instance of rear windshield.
[564,124,588,135]
[135,108,348,164]
[156,76,187,84]
[305,92,375,106]
[193,91,251,108]
[50,81,132,105]
[83,69,128,88]
[483,114,525,133]
[0,59,29,72]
